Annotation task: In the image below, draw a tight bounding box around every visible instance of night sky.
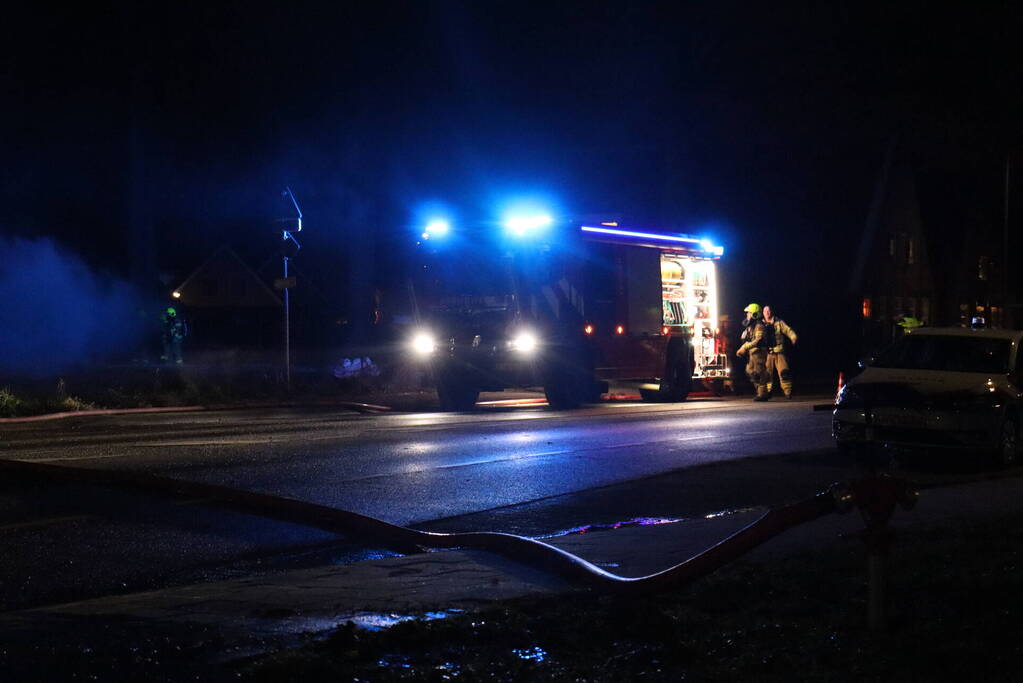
[3,2,1022,368]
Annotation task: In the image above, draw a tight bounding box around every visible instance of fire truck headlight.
[411,332,437,356]
[509,331,538,354]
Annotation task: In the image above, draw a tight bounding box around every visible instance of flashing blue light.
[425,219,449,236]
[505,214,553,236]
[580,225,724,256]
[700,238,725,257]
[581,225,700,244]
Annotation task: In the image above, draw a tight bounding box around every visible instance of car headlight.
[509,330,538,354]
[411,332,437,356]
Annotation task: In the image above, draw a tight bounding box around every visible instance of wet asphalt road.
[2,395,844,610]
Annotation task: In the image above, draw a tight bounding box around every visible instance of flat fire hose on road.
[0,458,911,597]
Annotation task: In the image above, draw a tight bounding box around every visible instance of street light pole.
[283,252,291,389]
[279,187,303,392]
[1004,153,1011,327]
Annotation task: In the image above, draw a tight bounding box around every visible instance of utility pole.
[278,187,303,391]
[1004,153,1011,327]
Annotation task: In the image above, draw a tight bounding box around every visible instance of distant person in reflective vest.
[736,303,770,401]
[161,307,188,365]
[762,305,798,399]
[898,316,924,332]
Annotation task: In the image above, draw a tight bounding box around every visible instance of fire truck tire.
[709,379,731,396]
[436,373,479,411]
[652,339,693,402]
[544,382,585,410]
[543,342,596,410]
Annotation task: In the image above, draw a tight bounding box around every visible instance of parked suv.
[833,327,1023,466]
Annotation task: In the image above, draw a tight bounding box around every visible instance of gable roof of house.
[173,246,282,308]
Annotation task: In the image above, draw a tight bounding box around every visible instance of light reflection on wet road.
[0,396,837,610]
[3,398,833,525]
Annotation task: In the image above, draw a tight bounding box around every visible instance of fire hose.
[0,458,915,597]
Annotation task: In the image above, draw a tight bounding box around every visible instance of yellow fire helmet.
[743,303,761,315]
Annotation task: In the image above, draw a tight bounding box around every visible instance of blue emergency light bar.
[580,225,724,257]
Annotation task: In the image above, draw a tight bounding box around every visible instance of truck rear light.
[662,326,669,335]
[616,325,625,335]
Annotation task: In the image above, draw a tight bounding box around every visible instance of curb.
[0,405,206,424]
[0,400,392,424]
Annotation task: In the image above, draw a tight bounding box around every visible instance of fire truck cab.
[406,218,728,410]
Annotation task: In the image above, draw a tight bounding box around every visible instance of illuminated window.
[862,298,872,319]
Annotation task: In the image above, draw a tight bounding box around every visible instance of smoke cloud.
[0,237,146,377]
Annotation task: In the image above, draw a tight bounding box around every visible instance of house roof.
[173,246,282,308]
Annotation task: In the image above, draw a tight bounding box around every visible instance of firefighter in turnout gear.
[161,307,188,365]
[762,305,797,399]
[736,303,770,401]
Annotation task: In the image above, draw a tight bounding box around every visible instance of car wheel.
[995,414,1018,467]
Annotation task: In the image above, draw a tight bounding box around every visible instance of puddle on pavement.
[512,646,548,662]
[346,609,464,631]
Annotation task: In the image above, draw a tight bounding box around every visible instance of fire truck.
[405,216,729,410]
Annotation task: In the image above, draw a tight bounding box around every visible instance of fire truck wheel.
[653,340,693,402]
[709,379,730,396]
[544,382,584,410]
[436,374,479,411]
[543,339,596,409]
[544,363,592,409]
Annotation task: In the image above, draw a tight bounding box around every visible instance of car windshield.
[872,335,1011,374]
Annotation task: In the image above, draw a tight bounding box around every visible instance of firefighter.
[161,307,188,365]
[736,303,770,401]
[898,315,924,331]
[762,305,798,399]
